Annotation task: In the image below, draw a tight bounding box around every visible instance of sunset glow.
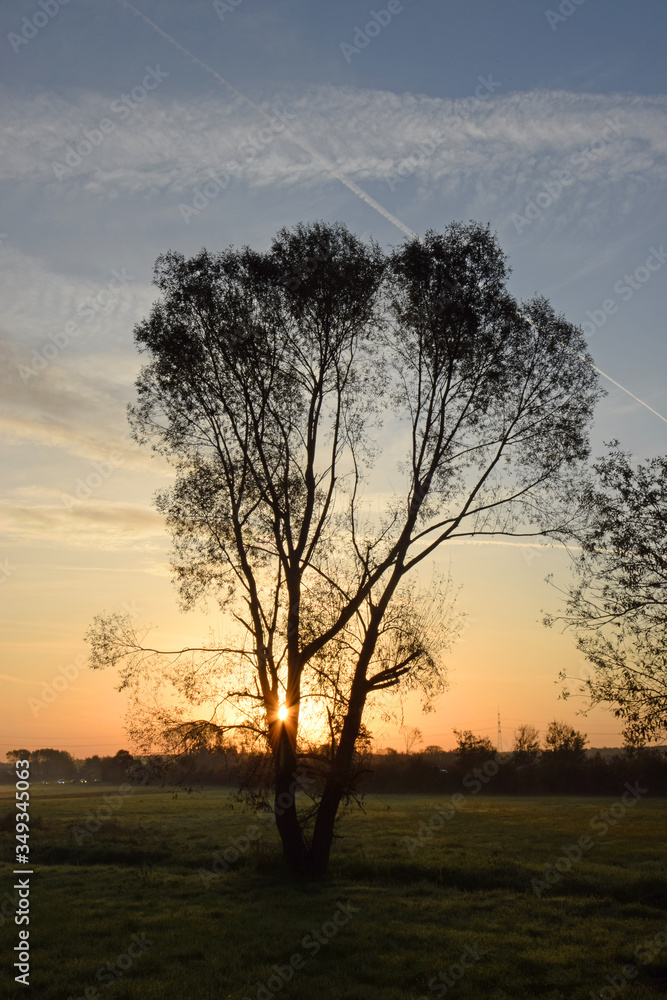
[1,1,664,763]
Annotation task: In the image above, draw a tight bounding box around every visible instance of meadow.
[1,785,666,1000]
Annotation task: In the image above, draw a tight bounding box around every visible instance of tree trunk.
[304,781,344,877]
[304,679,368,877]
[273,721,308,872]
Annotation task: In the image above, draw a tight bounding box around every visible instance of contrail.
[581,358,667,424]
[116,0,666,425]
[116,0,417,239]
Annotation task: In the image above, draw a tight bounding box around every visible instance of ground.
[1,786,666,999]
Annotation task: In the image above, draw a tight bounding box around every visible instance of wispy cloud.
[1,85,665,230]
[0,242,150,347]
[0,352,169,472]
[0,496,167,550]
[0,242,172,470]
[0,673,41,686]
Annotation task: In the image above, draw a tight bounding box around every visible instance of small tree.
[87,220,600,876]
[549,445,667,745]
[543,720,588,763]
[511,724,541,765]
[101,749,135,783]
[400,727,424,754]
[453,729,497,769]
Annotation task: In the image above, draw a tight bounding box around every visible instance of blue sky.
[0,0,665,756]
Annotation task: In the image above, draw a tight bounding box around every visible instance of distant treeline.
[357,746,667,796]
[2,748,147,785]
[5,734,667,796]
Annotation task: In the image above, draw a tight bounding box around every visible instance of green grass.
[1,786,666,999]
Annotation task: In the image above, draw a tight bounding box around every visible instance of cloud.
[0,347,170,473]
[0,84,665,234]
[0,81,665,478]
[0,242,151,349]
[16,559,172,577]
[0,497,168,550]
[0,408,160,473]
[0,243,172,471]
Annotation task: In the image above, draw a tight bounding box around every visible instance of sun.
[278,705,288,721]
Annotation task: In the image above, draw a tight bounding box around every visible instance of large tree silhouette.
[88,220,601,875]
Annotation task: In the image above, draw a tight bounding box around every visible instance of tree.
[549,445,667,746]
[511,724,541,765]
[400,726,424,754]
[452,729,497,769]
[29,749,76,781]
[101,749,135,783]
[543,720,588,762]
[87,219,600,876]
[81,755,102,781]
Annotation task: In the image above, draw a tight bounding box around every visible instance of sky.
[0,0,666,759]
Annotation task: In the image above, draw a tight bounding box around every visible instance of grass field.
[1,785,666,999]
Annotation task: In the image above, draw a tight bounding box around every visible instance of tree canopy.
[552,445,667,746]
[452,729,497,768]
[88,219,601,875]
[511,723,541,765]
[543,720,588,763]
